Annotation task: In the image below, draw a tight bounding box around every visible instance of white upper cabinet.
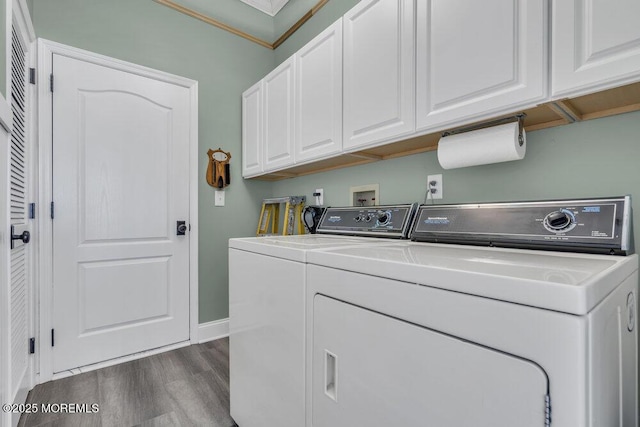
[263,56,296,171]
[416,0,547,132]
[295,19,343,163]
[342,0,415,151]
[242,81,263,178]
[552,0,640,98]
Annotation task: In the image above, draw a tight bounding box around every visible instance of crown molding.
[154,0,330,50]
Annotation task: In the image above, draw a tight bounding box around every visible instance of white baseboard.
[198,318,229,344]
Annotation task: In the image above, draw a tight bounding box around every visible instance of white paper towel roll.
[437,121,526,169]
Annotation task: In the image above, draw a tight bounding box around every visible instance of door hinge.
[29,203,36,219]
[29,337,35,354]
[51,329,55,347]
[545,394,551,427]
[29,68,36,84]
[50,201,55,220]
[49,74,54,92]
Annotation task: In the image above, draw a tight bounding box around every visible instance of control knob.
[377,210,390,226]
[543,210,574,232]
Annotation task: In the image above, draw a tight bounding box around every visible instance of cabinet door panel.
[312,295,549,427]
[242,81,263,177]
[296,19,343,163]
[264,57,295,171]
[416,0,546,131]
[343,0,415,150]
[553,0,640,97]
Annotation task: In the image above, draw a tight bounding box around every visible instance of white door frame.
[37,39,199,382]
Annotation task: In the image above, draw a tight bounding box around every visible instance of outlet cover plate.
[215,190,225,206]
[315,188,324,206]
[427,174,443,200]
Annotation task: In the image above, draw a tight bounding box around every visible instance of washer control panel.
[411,197,632,254]
[317,203,418,238]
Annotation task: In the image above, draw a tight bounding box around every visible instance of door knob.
[177,221,188,236]
[10,225,30,249]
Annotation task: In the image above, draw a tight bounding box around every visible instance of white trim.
[12,0,35,44]
[36,37,53,384]
[240,0,289,16]
[189,80,200,345]
[198,318,229,343]
[51,340,191,380]
[37,39,199,383]
[0,94,10,132]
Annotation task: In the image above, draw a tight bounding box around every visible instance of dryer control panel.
[317,203,418,239]
[411,197,632,255]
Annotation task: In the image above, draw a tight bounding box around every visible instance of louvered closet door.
[8,24,31,409]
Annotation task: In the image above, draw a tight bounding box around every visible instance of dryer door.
[312,295,549,427]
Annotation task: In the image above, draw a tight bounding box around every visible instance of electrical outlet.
[314,188,324,206]
[427,174,443,200]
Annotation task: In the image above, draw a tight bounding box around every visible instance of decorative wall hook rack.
[207,148,232,189]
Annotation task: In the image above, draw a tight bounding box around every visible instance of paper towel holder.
[441,113,526,147]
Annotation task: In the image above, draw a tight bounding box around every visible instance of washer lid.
[306,242,639,315]
[229,234,400,262]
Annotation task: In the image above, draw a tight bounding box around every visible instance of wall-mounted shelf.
[249,81,640,181]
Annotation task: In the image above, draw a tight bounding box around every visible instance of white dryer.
[305,197,638,427]
[228,204,418,427]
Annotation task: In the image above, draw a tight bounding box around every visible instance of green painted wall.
[272,111,640,254]
[1,0,6,98]
[30,0,275,323]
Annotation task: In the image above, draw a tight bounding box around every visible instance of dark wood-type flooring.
[19,338,237,427]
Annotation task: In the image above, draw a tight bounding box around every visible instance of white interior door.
[51,53,191,373]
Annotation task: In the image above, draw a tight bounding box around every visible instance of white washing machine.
[305,197,638,427]
[228,204,418,427]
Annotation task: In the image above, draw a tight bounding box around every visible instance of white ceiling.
[239,0,290,16]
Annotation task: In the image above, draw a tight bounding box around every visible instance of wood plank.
[581,103,640,121]
[568,81,640,116]
[345,152,383,161]
[524,119,570,132]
